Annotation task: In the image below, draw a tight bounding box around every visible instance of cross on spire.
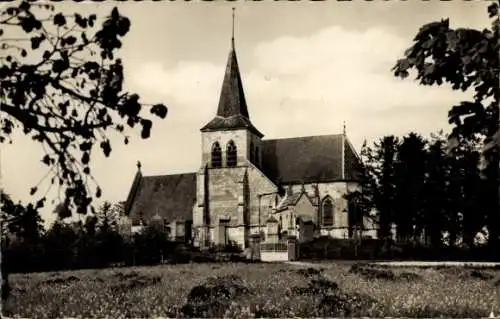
[343,121,347,135]
[231,7,236,47]
[137,160,142,172]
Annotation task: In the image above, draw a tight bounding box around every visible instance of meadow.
[4,262,500,318]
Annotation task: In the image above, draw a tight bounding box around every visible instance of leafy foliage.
[0,2,168,216]
[393,0,499,247]
[344,131,491,249]
[393,1,499,141]
[0,190,44,245]
[394,133,427,241]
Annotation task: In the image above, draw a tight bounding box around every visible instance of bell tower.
[200,8,264,169]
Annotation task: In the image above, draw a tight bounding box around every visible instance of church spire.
[200,8,263,138]
[216,7,249,119]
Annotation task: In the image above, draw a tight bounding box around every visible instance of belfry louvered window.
[226,140,237,167]
[211,142,222,168]
[322,197,334,227]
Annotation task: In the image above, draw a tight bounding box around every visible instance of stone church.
[123,33,378,249]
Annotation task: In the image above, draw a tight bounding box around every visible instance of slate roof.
[261,134,362,184]
[201,115,263,138]
[276,192,303,211]
[200,40,263,138]
[124,172,197,225]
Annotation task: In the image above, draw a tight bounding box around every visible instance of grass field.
[4,262,500,318]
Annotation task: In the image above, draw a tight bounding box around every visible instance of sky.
[1,0,492,228]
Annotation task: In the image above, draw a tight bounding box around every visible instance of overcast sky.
[1,0,491,228]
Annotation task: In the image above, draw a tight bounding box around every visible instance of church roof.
[124,172,197,225]
[200,40,263,138]
[201,115,263,138]
[277,192,303,210]
[261,134,363,184]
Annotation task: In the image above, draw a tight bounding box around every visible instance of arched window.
[255,146,260,167]
[250,141,255,163]
[322,197,334,227]
[211,142,222,168]
[226,140,237,167]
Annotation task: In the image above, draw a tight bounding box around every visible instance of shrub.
[181,274,250,318]
[349,263,395,280]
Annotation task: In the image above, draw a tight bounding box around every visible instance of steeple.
[216,17,249,119]
[201,8,263,138]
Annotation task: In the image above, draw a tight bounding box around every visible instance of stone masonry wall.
[246,162,279,235]
[206,167,246,226]
[293,194,316,222]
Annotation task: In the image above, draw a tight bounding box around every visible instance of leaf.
[19,16,36,33]
[488,2,499,18]
[96,187,102,198]
[65,36,77,46]
[30,187,37,195]
[140,119,152,139]
[79,141,92,151]
[81,32,89,45]
[21,49,27,57]
[30,35,44,50]
[52,59,69,73]
[89,14,96,27]
[83,167,90,175]
[81,151,90,164]
[74,13,87,28]
[150,104,168,119]
[42,155,51,166]
[53,13,66,27]
[117,17,131,37]
[36,197,45,209]
[124,137,129,145]
[100,140,112,157]
[111,7,120,19]
[19,1,30,11]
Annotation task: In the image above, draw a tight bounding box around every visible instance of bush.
[299,237,383,260]
[181,274,250,318]
[349,263,396,280]
[299,236,500,262]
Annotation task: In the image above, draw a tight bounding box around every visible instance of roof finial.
[343,121,346,135]
[136,160,142,172]
[231,7,236,48]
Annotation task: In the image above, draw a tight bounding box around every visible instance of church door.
[217,219,230,246]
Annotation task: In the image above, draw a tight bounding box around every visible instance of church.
[123,23,378,249]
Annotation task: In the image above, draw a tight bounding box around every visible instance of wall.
[287,181,353,229]
[246,162,279,230]
[293,193,316,222]
[227,226,246,247]
[261,251,288,262]
[206,167,246,226]
[248,131,263,168]
[320,228,349,238]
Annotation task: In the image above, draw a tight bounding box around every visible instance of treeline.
[349,131,497,251]
[0,198,246,274]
